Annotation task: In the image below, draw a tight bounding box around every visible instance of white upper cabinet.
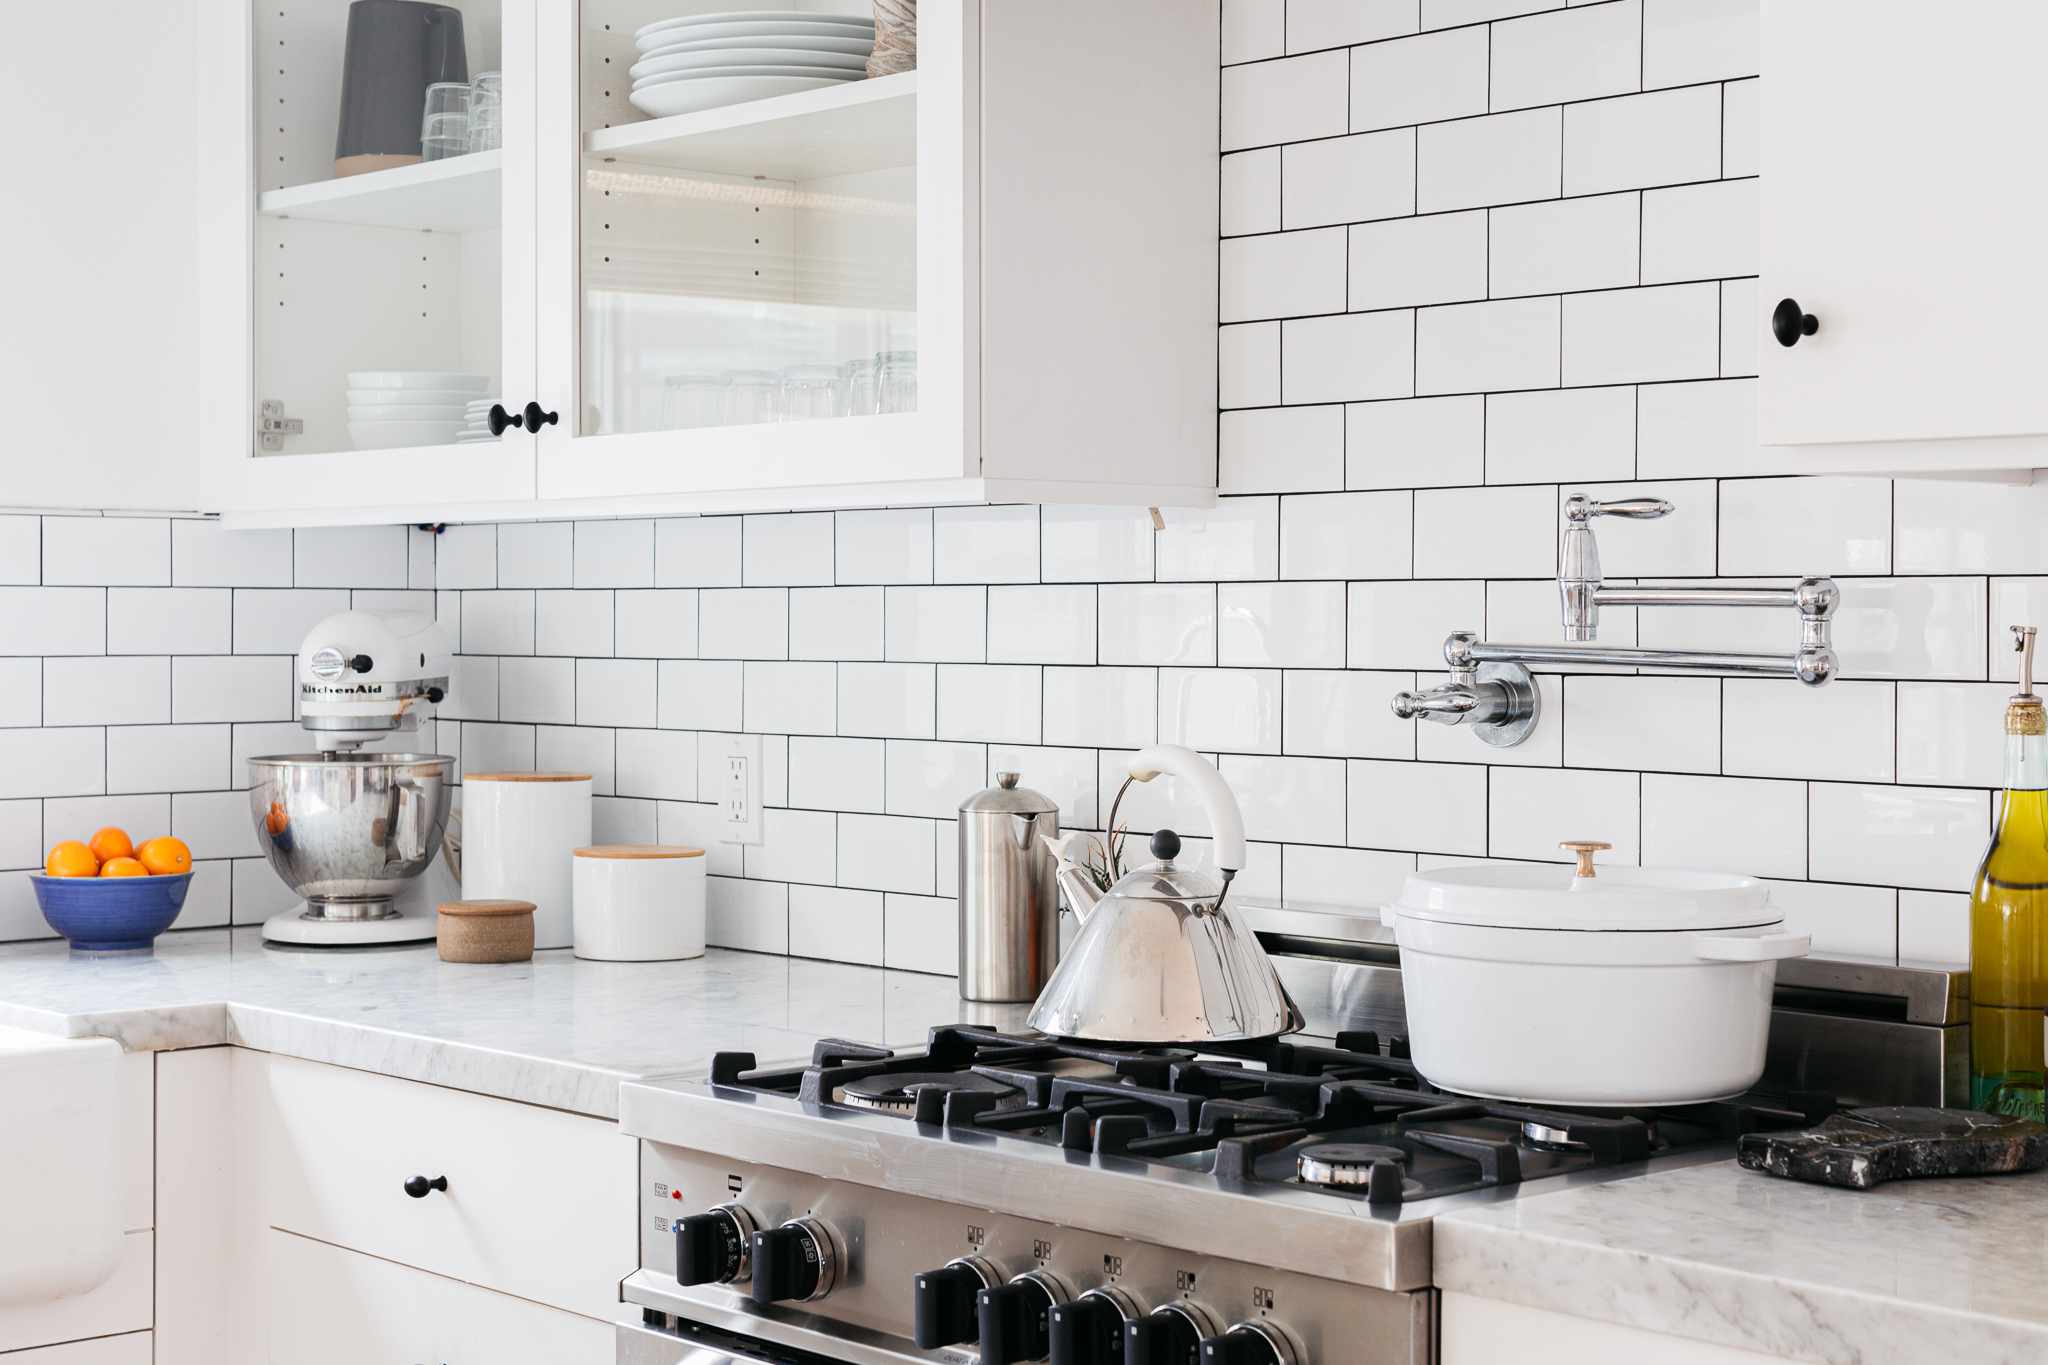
[1760,0,2048,476]
[197,0,1219,526]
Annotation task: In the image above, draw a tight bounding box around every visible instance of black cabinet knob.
[1197,1327,1289,1365]
[749,1220,834,1304]
[980,1278,1064,1365]
[675,1208,751,1286]
[402,1174,447,1198]
[1049,1294,1126,1365]
[913,1262,989,1349]
[487,403,521,436]
[1126,1309,1204,1365]
[523,401,560,432]
[1772,297,1820,347]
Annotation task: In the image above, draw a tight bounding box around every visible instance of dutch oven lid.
[1393,840,1775,932]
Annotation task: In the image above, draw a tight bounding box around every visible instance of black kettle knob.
[1126,1308,1204,1365]
[1771,297,1819,347]
[979,1277,1062,1365]
[1049,1294,1126,1365]
[1150,828,1182,861]
[675,1208,750,1285]
[402,1174,447,1198]
[914,1262,989,1349]
[750,1221,833,1304]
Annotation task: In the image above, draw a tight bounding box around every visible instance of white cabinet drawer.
[3,1332,151,1365]
[258,1054,634,1319]
[0,1232,151,1354]
[268,1230,612,1365]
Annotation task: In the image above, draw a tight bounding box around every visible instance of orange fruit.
[45,840,99,878]
[100,857,147,878]
[264,801,289,836]
[135,836,192,877]
[88,826,134,864]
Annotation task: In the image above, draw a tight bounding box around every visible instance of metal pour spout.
[1040,831,1105,923]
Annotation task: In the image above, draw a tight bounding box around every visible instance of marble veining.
[0,927,1031,1117]
[1434,1157,2048,1365]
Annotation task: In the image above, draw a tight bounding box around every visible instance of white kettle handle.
[1127,744,1248,873]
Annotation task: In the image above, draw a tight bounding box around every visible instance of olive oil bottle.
[1970,625,2048,1119]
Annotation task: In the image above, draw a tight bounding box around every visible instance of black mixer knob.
[1049,1292,1129,1365]
[674,1206,752,1285]
[1197,1324,1297,1365]
[749,1219,836,1304]
[1127,1307,1206,1365]
[979,1274,1068,1364]
[914,1259,996,1349]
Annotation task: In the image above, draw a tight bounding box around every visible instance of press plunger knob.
[1559,839,1612,879]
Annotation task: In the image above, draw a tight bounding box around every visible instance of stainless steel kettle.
[1027,745,1303,1044]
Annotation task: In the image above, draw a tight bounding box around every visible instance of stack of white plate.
[458,398,501,443]
[347,372,491,450]
[628,10,875,119]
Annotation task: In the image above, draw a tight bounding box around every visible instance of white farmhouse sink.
[0,1026,120,1303]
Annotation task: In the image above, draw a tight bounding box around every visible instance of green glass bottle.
[1970,624,2048,1119]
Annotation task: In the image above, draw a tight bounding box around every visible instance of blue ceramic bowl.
[31,872,192,951]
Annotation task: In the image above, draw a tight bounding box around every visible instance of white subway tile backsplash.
[172,656,292,724]
[1809,784,1987,893]
[1897,682,2006,789]
[657,659,743,732]
[1160,668,1282,754]
[745,807,837,885]
[790,587,883,662]
[1282,311,1417,404]
[1423,0,1556,25]
[1563,283,1720,386]
[575,658,657,729]
[656,518,743,587]
[837,812,937,894]
[0,588,105,656]
[534,725,616,795]
[1350,26,1488,132]
[1720,279,1757,377]
[0,728,104,799]
[1157,498,1280,583]
[614,728,698,802]
[108,724,227,795]
[171,521,292,588]
[1642,0,1757,89]
[0,800,42,870]
[1281,129,1417,229]
[1041,507,1155,584]
[1221,148,1280,237]
[790,735,885,812]
[1349,212,1488,312]
[1898,890,1969,966]
[1221,228,1347,323]
[44,656,167,726]
[1222,50,1349,151]
[1350,759,1487,856]
[1636,379,1767,478]
[1219,581,1348,667]
[1722,77,1758,178]
[1723,679,1894,783]
[1563,84,1722,195]
[1279,493,1410,581]
[292,525,406,589]
[885,586,985,663]
[987,586,1095,665]
[789,884,884,966]
[45,517,169,586]
[1223,406,1344,495]
[1489,577,1636,649]
[743,661,835,736]
[1287,670,1416,759]
[1990,580,2048,681]
[934,507,1038,584]
[1636,576,1986,680]
[838,662,937,739]
[1896,480,2048,576]
[1221,0,1283,63]
[1417,107,1562,212]
[0,517,36,585]
[1220,323,1281,409]
[1490,1,1642,112]
[108,589,231,656]
[1718,477,1891,576]
[437,525,495,589]
[707,877,789,953]
[1769,879,1897,961]
[462,591,536,656]
[1099,584,1216,666]
[1043,666,1155,749]
[1565,676,1721,773]
[699,588,788,660]
[987,745,1098,829]
[743,513,834,587]
[572,520,653,588]
[1488,192,1640,298]
[835,508,933,585]
[1485,386,1636,484]
[1223,753,1347,843]
[885,893,957,974]
[0,660,38,728]
[1283,844,1417,908]
[615,589,697,659]
[1350,579,1486,669]
[936,665,1041,744]
[535,590,614,658]
[1417,296,1562,395]
[1414,484,1555,579]
[232,588,350,655]
[1640,178,1758,285]
[499,656,576,725]
[1491,767,1642,863]
[1289,0,1414,51]
[496,522,573,589]
[1348,396,1484,490]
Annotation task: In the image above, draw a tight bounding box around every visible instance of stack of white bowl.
[458,398,501,443]
[346,372,492,450]
[628,10,876,120]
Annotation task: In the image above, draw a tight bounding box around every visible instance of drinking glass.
[876,349,918,414]
[421,83,471,160]
[780,364,843,422]
[726,370,782,425]
[467,71,503,152]
[839,356,879,417]
[662,373,728,429]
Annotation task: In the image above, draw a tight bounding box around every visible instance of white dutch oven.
[1380,840,1810,1107]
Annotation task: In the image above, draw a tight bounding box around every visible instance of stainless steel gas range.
[615,906,1967,1365]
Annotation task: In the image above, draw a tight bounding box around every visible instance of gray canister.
[957,772,1060,1002]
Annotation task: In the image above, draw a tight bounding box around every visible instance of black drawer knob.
[1772,297,1819,347]
[403,1174,448,1198]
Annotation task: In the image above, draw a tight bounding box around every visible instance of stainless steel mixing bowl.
[248,753,453,918]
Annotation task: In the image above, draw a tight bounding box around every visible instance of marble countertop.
[0,928,1031,1118]
[1434,1155,2048,1365]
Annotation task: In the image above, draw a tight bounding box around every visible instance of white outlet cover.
[716,733,764,845]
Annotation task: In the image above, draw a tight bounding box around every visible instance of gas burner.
[1521,1119,1586,1149]
[837,1071,1021,1116]
[1295,1142,1407,1188]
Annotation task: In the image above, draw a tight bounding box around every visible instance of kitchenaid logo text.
[300,682,393,697]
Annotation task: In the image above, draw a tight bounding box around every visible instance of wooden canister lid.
[438,898,537,917]
[465,772,593,782]
[573,844,705,860]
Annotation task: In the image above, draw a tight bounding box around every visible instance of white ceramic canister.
[572,844,706,961]
[460,773,593,950]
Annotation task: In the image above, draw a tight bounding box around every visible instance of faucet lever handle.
[1566,495,1674,523]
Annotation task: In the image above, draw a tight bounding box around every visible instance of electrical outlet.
[717,734,764,845]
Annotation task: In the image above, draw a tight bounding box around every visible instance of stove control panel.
[639,1141,1432,1365]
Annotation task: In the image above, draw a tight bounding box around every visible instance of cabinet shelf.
[257,150,501,232]
[587,71,916,180]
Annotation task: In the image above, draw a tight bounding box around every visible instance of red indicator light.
[671,1190,683,1200]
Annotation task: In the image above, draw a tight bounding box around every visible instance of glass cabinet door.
[239,0,533,481]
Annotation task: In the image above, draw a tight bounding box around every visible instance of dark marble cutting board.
[1737,1107,2048,1190]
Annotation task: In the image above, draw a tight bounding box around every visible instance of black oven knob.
[1197,1323,1299,1365]
[675,1205,755,1285]
[1049,1289,1136,1365]
[979,1271,1071,1364]
[749,1218,837,1304]
[914,1257,999,1348]
[1126,1306,1207,1365]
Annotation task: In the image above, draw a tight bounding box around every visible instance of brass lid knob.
[1559,840,1612,879]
